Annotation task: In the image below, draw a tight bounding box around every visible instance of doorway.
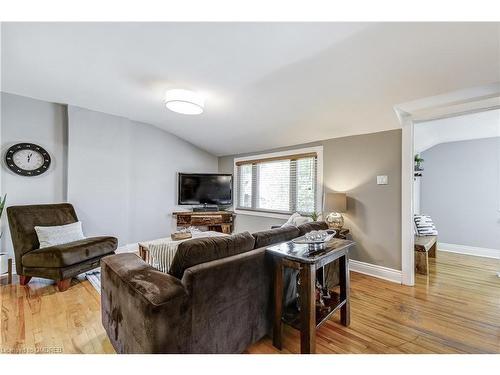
[413,109,500,277]
[395,82,500,286]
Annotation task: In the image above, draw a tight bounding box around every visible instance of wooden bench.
[414,235,437,275]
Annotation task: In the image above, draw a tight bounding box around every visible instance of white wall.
[67,106,218,246]
[1,94,67,204]
[128,121,217,242]
[1,94,218,256]
[0,93,67,256]
[420,137,500,253]
[415,109,500,153]
[67,107,132,244]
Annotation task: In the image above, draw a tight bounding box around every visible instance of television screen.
[178,173,233,205]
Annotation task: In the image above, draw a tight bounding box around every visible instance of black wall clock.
[5,143,51,177]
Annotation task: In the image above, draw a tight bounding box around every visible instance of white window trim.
[233,146,323,219]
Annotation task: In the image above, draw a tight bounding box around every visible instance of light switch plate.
[377,175,388,185]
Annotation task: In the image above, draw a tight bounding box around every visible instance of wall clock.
[5,143,51,177]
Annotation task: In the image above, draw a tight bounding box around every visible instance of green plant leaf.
[0,194,7,219]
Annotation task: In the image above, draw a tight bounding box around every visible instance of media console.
[173,211,234,234]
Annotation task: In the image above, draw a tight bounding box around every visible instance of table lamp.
[324,192,347,230]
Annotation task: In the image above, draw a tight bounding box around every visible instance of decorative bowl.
[292,230,336,245]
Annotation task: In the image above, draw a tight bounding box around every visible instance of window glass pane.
[238,164,253,208]
[296,157,316,213]
[236,153,318,214]
[257,160,290,212]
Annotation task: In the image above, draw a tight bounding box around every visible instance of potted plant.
[415,154,424,171]
[310,211,319,221]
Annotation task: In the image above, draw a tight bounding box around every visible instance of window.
[234,148,321,216]
[237,164,252,208]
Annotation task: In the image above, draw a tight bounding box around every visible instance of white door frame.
[395,82,500,286]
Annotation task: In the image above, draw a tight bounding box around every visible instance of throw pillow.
[282,212,313,227]
[414,215,438,236]
[35,221,85,248]
[282,212,300,227]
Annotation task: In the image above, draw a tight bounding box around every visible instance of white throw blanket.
[139,231,228,273]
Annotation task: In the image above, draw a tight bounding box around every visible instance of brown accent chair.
[7,203,117,292]
[101,222,329,353]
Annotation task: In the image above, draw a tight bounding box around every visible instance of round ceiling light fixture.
[164,89,205,115]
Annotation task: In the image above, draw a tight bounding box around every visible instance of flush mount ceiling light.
[164,89,205,115]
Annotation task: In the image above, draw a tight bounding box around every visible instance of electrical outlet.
[377,175,388,185]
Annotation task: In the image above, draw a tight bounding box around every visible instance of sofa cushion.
[22,236,118,268]
[297,221,329,236]
[169,231,255,280]
[252,226,300,249]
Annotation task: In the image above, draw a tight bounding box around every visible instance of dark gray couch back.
[252,225,300,248]
[101,221,329,353]
[297,221,329,236]
[169,231,255,279]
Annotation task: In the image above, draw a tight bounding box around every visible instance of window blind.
[235,153,317,215]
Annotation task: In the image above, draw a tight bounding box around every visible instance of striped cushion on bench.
[414,215,438,236]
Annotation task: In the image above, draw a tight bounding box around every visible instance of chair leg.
[19,275,32,285]
[56,279,71,292]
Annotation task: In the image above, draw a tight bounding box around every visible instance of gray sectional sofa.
[101,221,328,353]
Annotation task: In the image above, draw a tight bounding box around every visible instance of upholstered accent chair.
[7,203,117,292]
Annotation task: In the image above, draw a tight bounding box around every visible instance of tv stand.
[193,205,218,212]
[173,211,234,234]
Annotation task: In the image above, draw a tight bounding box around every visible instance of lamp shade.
[324,192,347,213]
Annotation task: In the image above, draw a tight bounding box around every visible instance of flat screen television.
[178,173,233,206]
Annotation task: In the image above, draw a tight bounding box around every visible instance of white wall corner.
[349,259,402,284]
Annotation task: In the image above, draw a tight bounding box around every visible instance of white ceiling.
[2,22,500,156]
[415,108,500,153]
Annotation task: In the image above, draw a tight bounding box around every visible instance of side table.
[267,238,355,354]
[335,228,350,239]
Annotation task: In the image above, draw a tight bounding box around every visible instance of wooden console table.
[173,211,234,234]
[267,238,354,354]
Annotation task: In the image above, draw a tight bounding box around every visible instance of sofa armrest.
[101,253,191,353]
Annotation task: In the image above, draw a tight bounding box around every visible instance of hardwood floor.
[0,276,114,353]
[1,251,499,354]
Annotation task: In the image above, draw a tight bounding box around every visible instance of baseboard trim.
[438,242,500,259]
[349,259,402,284]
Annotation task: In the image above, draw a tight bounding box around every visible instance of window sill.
[234,209,290,220]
